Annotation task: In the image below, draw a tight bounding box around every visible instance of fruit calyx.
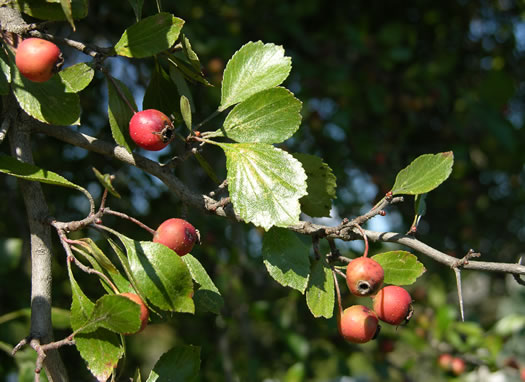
[346,256,384,297]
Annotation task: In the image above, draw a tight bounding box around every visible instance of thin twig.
[332,268,343,319]
[103,208,156,235]
[454,268,465,322]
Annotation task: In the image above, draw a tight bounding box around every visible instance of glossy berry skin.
[338,305,380,344]
[120,292,149,333]
[153,218,197,256]
[16,38,61,82]
[373,285,412,325]
[129,109,174,151]
[346,257,384,297]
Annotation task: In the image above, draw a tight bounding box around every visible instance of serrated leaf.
[210,87,301,144]
[112,232,194,314]
[147,345,200,382]
[74,330,123,382]
[372,251,426,285]
[306,259,334,318]
[60,0,75,30]
[16,0,89,21]
[143,63,180,119]
[11,61,80,125]
[59,63,94,93]
[219,41,292,111]
[180,95,192,131]
[218,142,307,230]
[80,295,141,334]
[106,76,136,152]
[293,153,337,217]
[391,151,454,195]
[262,228,310,293]
[0,155,88,194]
[92,167,121,199]
[115,13,184,58]
[182,254,223,314]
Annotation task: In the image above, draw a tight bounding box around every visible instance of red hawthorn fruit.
[346,257,384,297]
[120,292,149,334]
[338,305,380,344]
[438,353,453,371]
[373,285,413,325]
[451,357,466,376]
[15,38,62,82]
[129,109,174,151]
[153,218,198,256]
[520,367,525,382]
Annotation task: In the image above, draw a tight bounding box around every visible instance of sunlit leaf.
[218,142,307,230]
[182,254,223,314]
[59,62,94,93]
[220,41,292,111]
[106,75,136,152]
[372,251,426,285]
[115,13,184,58]
[391,151,454,195]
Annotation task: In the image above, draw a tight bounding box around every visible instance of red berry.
[438,353,453,371]
[346,257,384,297]
[16,38,62,82]
[129,110,174,151]
[153,218,198,256]
[373,286,413,325]
[338,305,380,344]
[520,367,525,382]
[451,357,466,376]
[120,292,149,334]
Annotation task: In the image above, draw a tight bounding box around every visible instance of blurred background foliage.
[1,0,525,381]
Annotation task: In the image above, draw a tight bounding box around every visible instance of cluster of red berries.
[339,256,413,344]
[14,38,176,152]
[438,353,466,376]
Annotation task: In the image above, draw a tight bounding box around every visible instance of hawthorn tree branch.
[6,101,68,381]
[32,123,525,279]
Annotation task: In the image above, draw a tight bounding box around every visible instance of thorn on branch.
[453,249,481,268]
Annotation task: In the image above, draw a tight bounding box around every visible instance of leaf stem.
[194,109,221,130]
[104,71,137,115]
[103,208,156,236]
[353,224,369,257]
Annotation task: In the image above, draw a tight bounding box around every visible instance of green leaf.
[92,167,121,199]
[262,228,310,293]
[0,49,11,95]
[409,193,427,233]
[0,155,88,194]
[372,251,426,285]
[306,259,334,318]
[219,41,292,111]
[74,330,123,382]
[11,62,80,125]
[182,254,223,314]
[60,0,76,30]
[169,66,195,111]
[182,35,202,73]
[180,95,192,131]
[391,151,454,195]
[293,153,337,217]
[112,232,194,314]
[59,63,94,93]
[210,87,301,144]
[143,63,180,119]
[67,261,94,330]
[106,76,137,152]
[146,345,201,382]
[80,295,141,334]
[15,0,89,21]
[114,13,184,58]
[218,142,307,230]
[128,0,144,21]
[167,54,212,87]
